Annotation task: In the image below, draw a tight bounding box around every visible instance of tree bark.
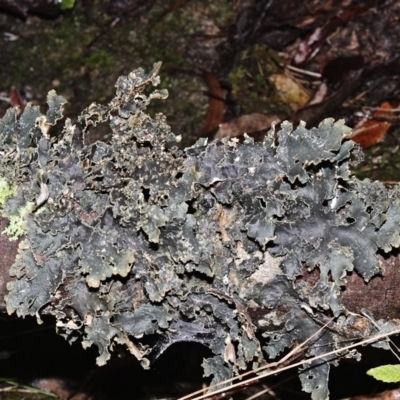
[0,217,20,312]
[2,231,400,320]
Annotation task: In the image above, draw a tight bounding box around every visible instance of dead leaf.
[349,102,393,148]
[270,73,310,111]
[291,5,367,66]
[215,113,279,139]
[199,70,226,137]
[9,88,26,114]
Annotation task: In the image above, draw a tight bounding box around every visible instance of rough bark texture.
[1,64,400,400]
[341,254,400,321]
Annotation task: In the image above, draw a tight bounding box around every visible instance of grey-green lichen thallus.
[1,63,400,399]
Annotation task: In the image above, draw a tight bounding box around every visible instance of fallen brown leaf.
[215,113,279,140]
[199,70,225,137]
[349,102,393,148]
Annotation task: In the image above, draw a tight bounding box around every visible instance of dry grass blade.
[0,378,57,398]
[178,318,335,400]
[178,323,400,400]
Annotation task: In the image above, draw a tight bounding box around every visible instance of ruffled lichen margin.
[1,62,400,399]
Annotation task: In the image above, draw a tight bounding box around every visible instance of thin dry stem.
[178,323,400,400]
[178,318,335,400]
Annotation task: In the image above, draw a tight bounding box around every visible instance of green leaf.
[61,0,75,10]
[367,364,400,383]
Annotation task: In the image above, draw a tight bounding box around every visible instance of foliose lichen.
[1,62,400,399]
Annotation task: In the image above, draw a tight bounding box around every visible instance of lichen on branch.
[1,62,400,399]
